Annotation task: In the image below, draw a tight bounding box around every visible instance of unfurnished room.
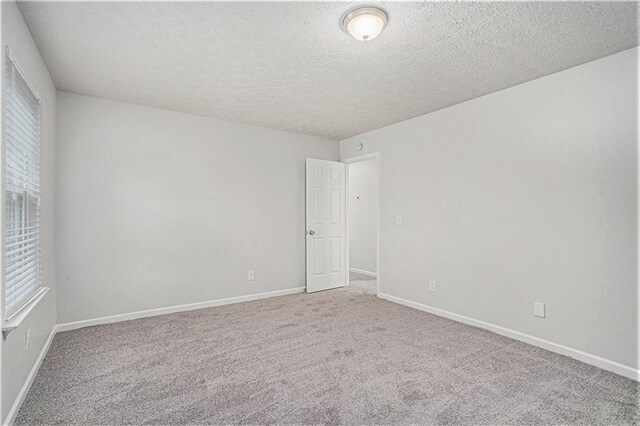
[0,1,638,425]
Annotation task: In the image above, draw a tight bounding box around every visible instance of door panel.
[306,159,346,292]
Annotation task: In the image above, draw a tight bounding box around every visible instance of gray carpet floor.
[16,276,639,425]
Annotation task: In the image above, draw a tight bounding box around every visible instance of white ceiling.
[18,1,639,140]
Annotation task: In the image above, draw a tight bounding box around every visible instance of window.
[4,49,42,320]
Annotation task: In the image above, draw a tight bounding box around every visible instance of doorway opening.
[344,153,379,296]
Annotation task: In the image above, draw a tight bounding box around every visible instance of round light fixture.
[341,6,388,42]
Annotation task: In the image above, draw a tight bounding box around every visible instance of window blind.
[4,49,41,319]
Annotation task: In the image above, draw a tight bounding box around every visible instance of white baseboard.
[4,326,57,426]
[378,292,639,382]
[349,267,378,278]
[9,287,635,425]
[57,287,305,332]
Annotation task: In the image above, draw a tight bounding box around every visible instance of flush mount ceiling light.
[341,6,388,42]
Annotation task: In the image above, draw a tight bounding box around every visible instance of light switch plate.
[534,302,545,318]
[396,214,402,225]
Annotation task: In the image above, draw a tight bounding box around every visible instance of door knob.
[308,230,315,235]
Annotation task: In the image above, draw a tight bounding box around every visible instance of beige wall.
[341,48,639,370]
[1,1,58,422]
[56,92,339,323]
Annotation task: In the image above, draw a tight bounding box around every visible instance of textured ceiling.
[18,1,639,140]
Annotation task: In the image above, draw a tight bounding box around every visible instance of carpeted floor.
[16,279,638,425]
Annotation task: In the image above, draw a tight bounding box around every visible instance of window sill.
[2,287,50,339]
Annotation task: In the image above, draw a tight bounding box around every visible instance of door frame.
[342,152,380,297]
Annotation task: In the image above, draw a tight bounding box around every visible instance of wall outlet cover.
[534,302,545,318]
[248,270,255,281]
[396,214,402,225]
[429,280,436,291]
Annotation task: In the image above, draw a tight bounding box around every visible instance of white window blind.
[4,49,41,319]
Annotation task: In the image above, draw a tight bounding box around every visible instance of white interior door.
[306,159,346,293]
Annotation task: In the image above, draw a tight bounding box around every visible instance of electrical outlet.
[25,327,30,351]
[534,302,545,318]
[429,280,436,292]
[248,270,255,281]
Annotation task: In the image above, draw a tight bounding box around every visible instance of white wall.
[1,1,58,422]
[341,48,638,371]
[56,92,338,323]
[348,159,378,275]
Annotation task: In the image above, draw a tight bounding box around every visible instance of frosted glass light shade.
[341,7,388,42]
